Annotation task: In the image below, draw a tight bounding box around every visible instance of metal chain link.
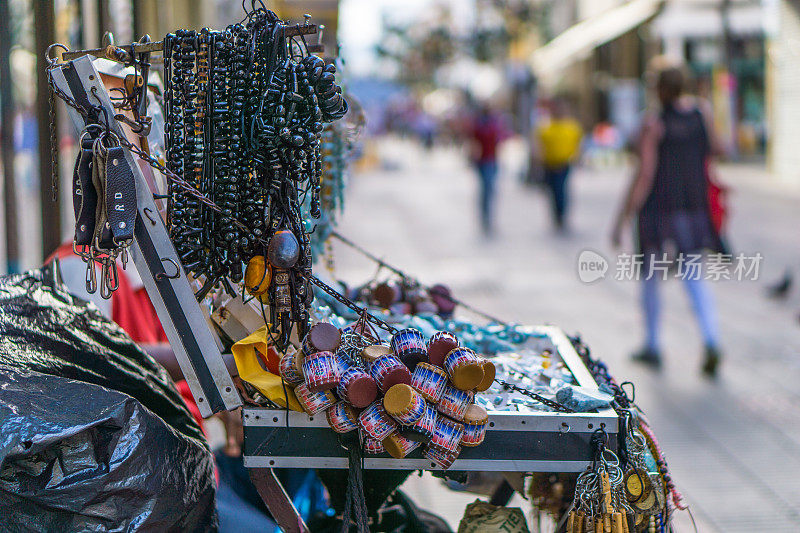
[494,378,575,413]
[331,230,508,325]
[48,82,59,202]
[305,273,398,335]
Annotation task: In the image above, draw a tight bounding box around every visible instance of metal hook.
[108,87,133,110]
[73,242,90,261]
[85,254,98,294]
[89,86,114,139]
[619,381,636,403]
[155,257,181,280]
[114,113,146,134]
[101,257,120,298]
[99,269,113,300]
[628,428,647,448]
[45,43,69,67]
[143,207,158,226]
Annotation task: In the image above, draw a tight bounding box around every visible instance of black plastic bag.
[0,267,203,443]
[0,267,216,531]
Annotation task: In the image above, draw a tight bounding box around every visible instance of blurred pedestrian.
[611,65,725,377]
[467,103,508,236]
[536,98,583,231]
[415,111,437,150]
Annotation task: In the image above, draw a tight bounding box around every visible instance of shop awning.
[531,0,665,84]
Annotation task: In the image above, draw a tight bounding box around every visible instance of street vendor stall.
[40,6,684,532]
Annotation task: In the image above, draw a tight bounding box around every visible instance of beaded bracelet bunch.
[275,320,497,467]
[162,7,348,347]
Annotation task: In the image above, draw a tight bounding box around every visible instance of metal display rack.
[52,51,312,533]
[51,52,618,532]
[51,55,240,418]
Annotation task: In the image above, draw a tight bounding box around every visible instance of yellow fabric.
[232,326,303,412]
[537,118,583,168]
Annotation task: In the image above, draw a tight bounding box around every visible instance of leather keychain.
[72,132,98,247]
[91,136,114,250]
[79,129,136,298]
[104,145,137,246]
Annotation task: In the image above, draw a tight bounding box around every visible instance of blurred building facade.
[532,0,662,135]
[767,0,800,185]
[532,0,770,158]
[653,0,767,157]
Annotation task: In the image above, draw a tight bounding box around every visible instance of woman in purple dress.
[612,66,724,377]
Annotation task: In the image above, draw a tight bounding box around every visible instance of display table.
[243,326,618,472]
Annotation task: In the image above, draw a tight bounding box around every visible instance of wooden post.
[0,0,18,272]
[97,0,111,43]
[33,0,61,260]
[248,468,311,533]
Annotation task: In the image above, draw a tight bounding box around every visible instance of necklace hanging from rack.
[159,7,348,349]
[49,5,348,351]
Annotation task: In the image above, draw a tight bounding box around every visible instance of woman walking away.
[611,65,725,378]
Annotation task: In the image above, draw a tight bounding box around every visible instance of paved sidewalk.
[332,138,800,531]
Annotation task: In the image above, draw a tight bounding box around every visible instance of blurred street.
[2,1,799,531]
[333,137,800,532]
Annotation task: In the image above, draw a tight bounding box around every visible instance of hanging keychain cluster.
[564,337,687,532]
[162,7,348,347]
[562,429,636,533]
[71,121,137,299]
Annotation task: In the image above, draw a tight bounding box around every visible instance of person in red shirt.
[50,243,206,426]
[50,244,328,530]
[467,103,509,236]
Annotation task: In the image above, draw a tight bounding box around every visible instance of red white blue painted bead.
[358,402,398,441]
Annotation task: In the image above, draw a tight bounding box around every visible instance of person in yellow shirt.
[536,98,583,230]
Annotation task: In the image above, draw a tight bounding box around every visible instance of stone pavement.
[331,137,800,532]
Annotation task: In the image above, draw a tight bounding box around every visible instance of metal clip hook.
[120,245,129,270]
[114,112,149,135]
[73,242,90,262]
[85,251,98,294]
[100,257,119,299]
[45,43,69,68]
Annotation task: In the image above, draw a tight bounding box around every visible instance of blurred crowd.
[350,57,745,377]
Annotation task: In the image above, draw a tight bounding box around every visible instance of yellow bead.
[245,255,271,296]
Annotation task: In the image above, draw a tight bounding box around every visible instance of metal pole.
[34,0,61,260]
[0,0,19,272]
[132,0,144,41]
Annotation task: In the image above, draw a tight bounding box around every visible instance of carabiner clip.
[73,242,90,262]
[85,252,98,294]
[120,245,129,270]
[100,257,119,299]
